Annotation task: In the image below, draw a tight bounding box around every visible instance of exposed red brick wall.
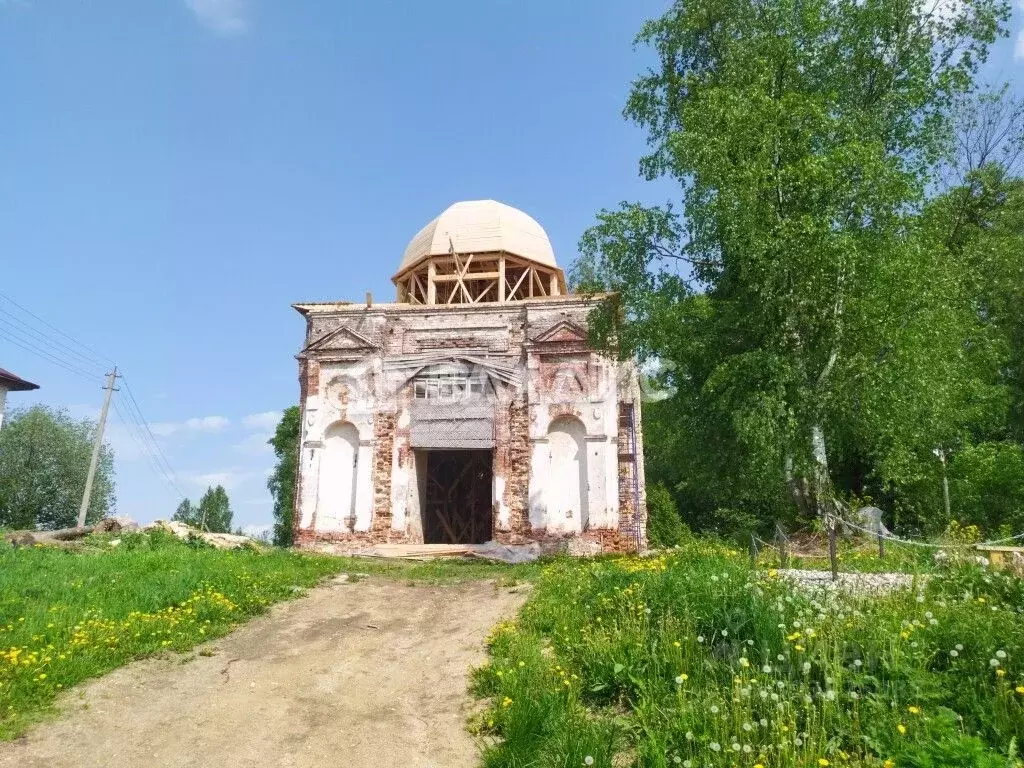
[371,411,397,537]
[504,399,530,537]
[306,360,320,396]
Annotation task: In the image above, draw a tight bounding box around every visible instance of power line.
[111,399,185,500]
[119,375,188,501]
[0,291,188,503]
[0,306,107,373]
[0,289,116,366]
[0,326,104,383]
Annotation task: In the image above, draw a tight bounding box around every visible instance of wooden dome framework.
[394,251,567,305]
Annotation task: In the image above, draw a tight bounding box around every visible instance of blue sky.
[1,0,1021,534]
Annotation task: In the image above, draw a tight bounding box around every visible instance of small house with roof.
[0,367,39,430]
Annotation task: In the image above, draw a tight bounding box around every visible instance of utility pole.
[78,368,118,528]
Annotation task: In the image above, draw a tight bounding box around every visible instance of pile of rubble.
[3,517,262,550]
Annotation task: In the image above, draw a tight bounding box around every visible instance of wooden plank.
[498,255,506,302]
[432,272,501,281]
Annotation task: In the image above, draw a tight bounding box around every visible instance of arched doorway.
[547,416,587,528]
[318,421,359,530]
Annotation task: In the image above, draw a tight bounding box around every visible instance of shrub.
[646,483,689,547]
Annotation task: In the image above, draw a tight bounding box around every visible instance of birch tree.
[575,0,1010,521]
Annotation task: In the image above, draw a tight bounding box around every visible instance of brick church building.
[292,200,647,552]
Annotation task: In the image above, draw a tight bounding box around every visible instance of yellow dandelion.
[897,724,907,735]
[908,706,920,715]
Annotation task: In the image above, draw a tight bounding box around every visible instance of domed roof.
[397,200,557,276]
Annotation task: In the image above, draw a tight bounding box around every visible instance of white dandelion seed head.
[802,662,812,674]
[710,705,719,714]
[956,644,964,651]
[584,757,594,767]
[710,742,721,752]
[996,650,1007,659]
[949,649,959,658]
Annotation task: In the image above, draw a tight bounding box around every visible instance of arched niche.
[317,421,360,530]
[547,416,588,528]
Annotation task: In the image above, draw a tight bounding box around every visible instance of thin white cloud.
[233,431,273,455]
[183,469,252,490]
[185,0,248,36]
[151,415,231,437]
[242,411,282,432]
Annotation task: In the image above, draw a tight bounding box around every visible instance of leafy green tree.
[575,0,1010,529]
[197,485,232,533]
[172,498,199,528]
[0,405,115,530]
[267,406,300,546]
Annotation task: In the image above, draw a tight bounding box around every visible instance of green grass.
[472,542,1024,768]
[0,530,345,739]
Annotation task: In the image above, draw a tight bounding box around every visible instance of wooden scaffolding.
[394,251,567,305]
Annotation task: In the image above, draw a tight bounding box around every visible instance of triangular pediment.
[303,326,379,354]
[531,319,589,345]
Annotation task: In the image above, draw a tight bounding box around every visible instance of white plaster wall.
[353,442,374,531]
[528,437,549,529]
[390,407,411,532]
[493,474,509,530]
[316,422,359,532]
[300,358,379,534]
[546,417,587,534]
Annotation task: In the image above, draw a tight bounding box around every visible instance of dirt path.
[0,576,525,768]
